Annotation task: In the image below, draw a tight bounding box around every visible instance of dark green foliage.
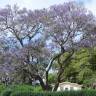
[1,89,12,96]
[0,84,6,94]
[48,73,57,84]
[89,53,96,71]
[0,84,43,96]
[10,90,96,96]
[1,84,96,96]
[59,48,96,87]
[9,84,34,92]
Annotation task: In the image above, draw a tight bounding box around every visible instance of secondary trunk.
[34,75,52,91]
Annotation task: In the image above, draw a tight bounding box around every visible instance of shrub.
[10,84,34,92]
[11,90,96,96]
[1,84,96,96]
[11,91,33,96]
[1,84,43,96]
[33,86,42,92]
[0,84,6,94]
[1,89,12,96]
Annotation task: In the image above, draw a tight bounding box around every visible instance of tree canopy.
[0,1,96,91]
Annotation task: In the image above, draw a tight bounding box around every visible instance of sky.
[0,0,96,15]
[78,0,96,15]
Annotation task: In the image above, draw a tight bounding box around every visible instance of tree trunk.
[45,52,65,90]
[53,69,63,91]
[53,50,74,91]
[35,75,52,91]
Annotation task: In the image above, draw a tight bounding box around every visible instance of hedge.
[1,84,96,96]
[0,84,43,96]
[10,90,96,96]
[1,89,12,96]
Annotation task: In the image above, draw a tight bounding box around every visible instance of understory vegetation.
[0,85,96,96]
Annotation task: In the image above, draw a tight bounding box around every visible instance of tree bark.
[45,52,65,88]
[53,49,74,91]
[35,75,46,90]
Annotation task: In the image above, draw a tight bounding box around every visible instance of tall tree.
[41,1,96,91]
[0,1,96,91]
[0,5,50,89]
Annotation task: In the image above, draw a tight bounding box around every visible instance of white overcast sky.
[0,0,96,15]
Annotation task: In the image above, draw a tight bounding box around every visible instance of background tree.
[0,5,51,89]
